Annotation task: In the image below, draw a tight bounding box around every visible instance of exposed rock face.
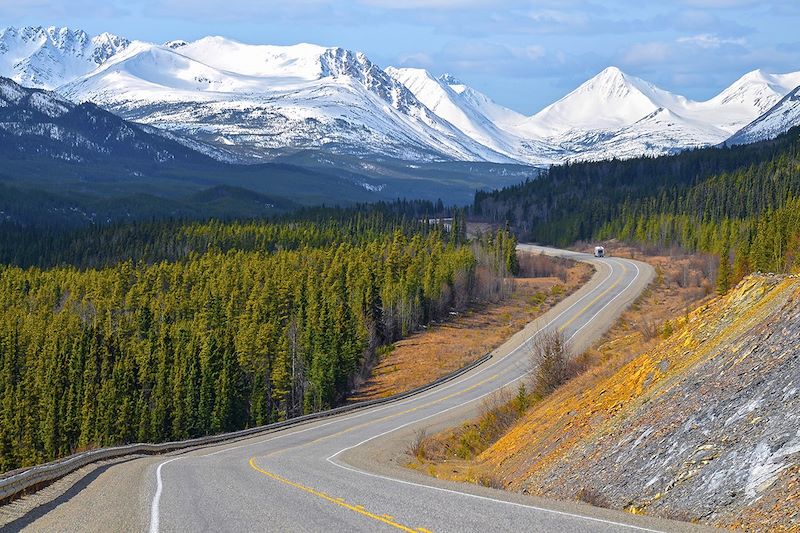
[481,275,800,531]
[0,76,211,164]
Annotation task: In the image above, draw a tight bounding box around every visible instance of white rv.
[594,246,605,258]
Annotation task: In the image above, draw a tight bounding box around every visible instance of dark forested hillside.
[0,211,516,471]
[474,127,800,244]
[0,201,452,269]
[474,127,800,284]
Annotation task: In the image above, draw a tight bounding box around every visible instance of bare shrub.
[518,252,570,282]
[450,387,524,460]
[576,486,610,508]
[477,472,505,489]
[407,428,429,461]
[566,349,594,377]
[473,263,512,303]
[636,318,659,341]
[479,387,513,417]
[476,387,518,438]
[529,330,571,398]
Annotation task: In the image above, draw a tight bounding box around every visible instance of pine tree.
[717,238,732,295]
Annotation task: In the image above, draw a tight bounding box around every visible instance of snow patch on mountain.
[2,25,800,166]
[727,85,800,145]
[0,26,130,89]
[387,66,566,165]
[385,67,532,158]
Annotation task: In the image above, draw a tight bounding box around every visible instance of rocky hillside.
[0,76,213,164]
[473,275,800,531]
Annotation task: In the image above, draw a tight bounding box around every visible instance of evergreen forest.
[0,209,516,471]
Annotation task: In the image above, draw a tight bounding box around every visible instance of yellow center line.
[557,261,628,333]
[248,457,427,532]
[264,373,502,458]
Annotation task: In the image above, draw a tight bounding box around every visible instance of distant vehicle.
[594,246,606,258]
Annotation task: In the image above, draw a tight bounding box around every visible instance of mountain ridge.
[2,25,799,165]
[727,85,800,146]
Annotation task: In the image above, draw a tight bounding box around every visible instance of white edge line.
[148,457,180,533]
[148,250,619,532]
[324,257,661,533]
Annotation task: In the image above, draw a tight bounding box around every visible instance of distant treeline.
[0,211,516,471]
[0,199,455,269]
[474,127,800,287]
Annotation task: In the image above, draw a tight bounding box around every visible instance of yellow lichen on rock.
[457,275,799,531]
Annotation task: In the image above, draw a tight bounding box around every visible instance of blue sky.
[2,0,799,114]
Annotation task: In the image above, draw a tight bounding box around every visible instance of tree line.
[473,127,800,244]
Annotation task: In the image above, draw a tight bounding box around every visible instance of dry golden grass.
[413,246,719,480]
[349,256,592,402]
[471,275,796,500]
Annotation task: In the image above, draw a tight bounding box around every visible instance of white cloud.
[358,0,500,8]
[677,33,746,48]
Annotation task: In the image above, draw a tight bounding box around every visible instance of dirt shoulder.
[349,253,593,402]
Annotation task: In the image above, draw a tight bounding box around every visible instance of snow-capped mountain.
[508,67,718,160]
[0,75,208,164]
[2,25,800,167]
[727,85,800,145]
[59,37,512,163]
[499,66,800,162]
[385,67,562,164]
[0,26,130,89]
[506,66,800,162]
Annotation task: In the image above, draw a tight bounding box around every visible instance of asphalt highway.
[2,245,718,533]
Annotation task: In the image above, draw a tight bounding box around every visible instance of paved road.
[2,246,715,533]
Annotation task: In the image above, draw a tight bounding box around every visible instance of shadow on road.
[1,456,141,531]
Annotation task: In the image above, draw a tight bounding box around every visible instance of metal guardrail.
[0,352,492,503]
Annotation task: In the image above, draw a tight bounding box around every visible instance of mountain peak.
[740,68,769,81]
[0,26,131,89]
[582,66,637,93]
[598,65,625,77]
[521,66,667,136]
[711,68,800,115]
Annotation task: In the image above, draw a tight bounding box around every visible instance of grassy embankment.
[349,252,593,401]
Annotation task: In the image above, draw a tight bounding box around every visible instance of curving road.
[2,246,715,533]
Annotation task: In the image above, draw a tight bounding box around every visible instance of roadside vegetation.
[407,242,800,531]
[351,251,591,401]
[470,274,798,531]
